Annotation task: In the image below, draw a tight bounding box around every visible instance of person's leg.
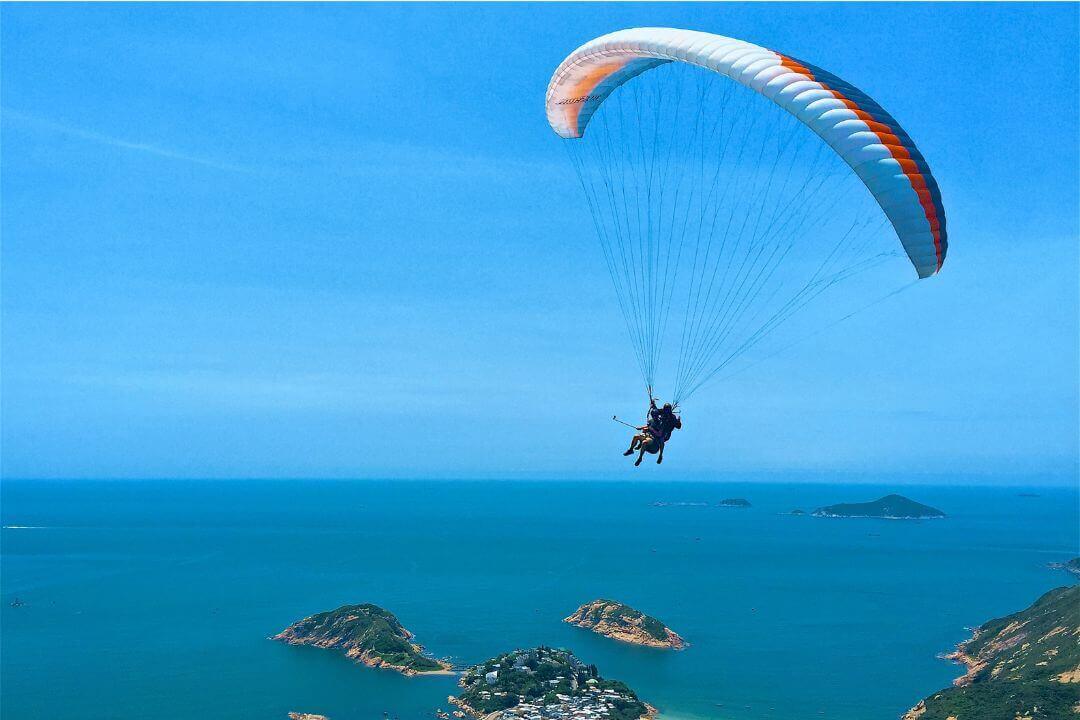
[657,443,664,464]
[635,438,649,466]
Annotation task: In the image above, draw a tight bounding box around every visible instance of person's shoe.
[657,456,663,464]
[634,457,643,467]
[623,449,635,456]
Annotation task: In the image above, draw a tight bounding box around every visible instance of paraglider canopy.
[547,27,946,278]
[546,28,947,404]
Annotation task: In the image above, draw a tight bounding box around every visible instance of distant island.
[903,585,1079,720]
[450,646,654,720]
[565,599,686,649]
[788,509,806,516]
[1049,557,1080,577]
[718,498,751,508]
[288,714,328,720]
[812,494,944,520]
[651,501,708,508]
[273,603,451,675]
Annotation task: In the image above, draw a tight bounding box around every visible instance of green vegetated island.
[565,599,686,649]
[903,584,1079,720]
[450,646,654,720]
[812,494,945,520]
[273,603,451,675]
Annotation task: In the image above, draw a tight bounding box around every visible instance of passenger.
[622,398,682,466]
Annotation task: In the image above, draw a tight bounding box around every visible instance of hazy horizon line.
[2,472,1077,488]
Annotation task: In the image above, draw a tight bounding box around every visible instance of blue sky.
[2,3,1077,483]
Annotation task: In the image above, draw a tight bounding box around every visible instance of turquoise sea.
[1,479,1076,720]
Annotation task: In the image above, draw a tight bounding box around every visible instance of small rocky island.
[451,647,654,720]
[565,599,686,649]
[273,603,450,675]
[812,494,944,520]
[903,584,1079,720]
[718,498,751,508]
[1049,557,1080,577]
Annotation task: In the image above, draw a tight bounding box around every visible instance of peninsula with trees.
[450,646,654,720]
[812,494,944,520]
[273,603,450,675]
[903,585,1079,720]
[565,599,685,649]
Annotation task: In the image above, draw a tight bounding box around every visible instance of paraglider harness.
[614,394,681,452]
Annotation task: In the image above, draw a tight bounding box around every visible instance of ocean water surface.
[1,479,1076,720]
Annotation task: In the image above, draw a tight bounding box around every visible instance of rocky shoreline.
[273,603,451,676]
[447,695,487,720]
[901,585,1079,719]
[275,628,452,676]
[939,646,984,687]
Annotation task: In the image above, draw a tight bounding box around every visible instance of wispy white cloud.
[1,108,252,173]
